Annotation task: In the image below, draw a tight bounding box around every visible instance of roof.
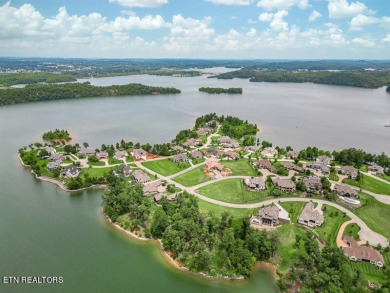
[302,176,321,188]
[261,147,278,156]
[62,166,80,176]
[173,153,188,162]
[299,202,324,224]
[341,166,357,174]
[272,177,296,189]
[132,149,147,156]
[115,150,128,157]
[343,237,384,263]
[183,138,202,147]
[334,184,358,197]
[47,160,62,169]
[143,180,162,194]
[225,151,239,159]
[245,177,265,188]
[172,146,184,152]
[244,146,259,152]
[280,162,303,172]
[287,150,299,158]
[196,127,212,136]
[205,161,223,171]
[257,205,280,220]
[78,147,95,155]
[190,150,203,159]
[49,152,64,161]
[132,170,150,183]
[255,159,276,172]
[316,156,331,164]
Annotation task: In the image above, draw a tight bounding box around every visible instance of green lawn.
[350,253,390,284]
[376,174,390,183]
[88,161,105,166]
[279,202,306,223]
[315,205,350,246]
[343,176,390,195]
[191,158,205,165]
[342,223,360,240]
[142,159,191,176]
[126,156,134,162]
[221,159,259,176]
[172,165,211,187]
[82,167,113,178]
[329,171,339,182]
[197,199,255,219]
[195,178,270,204]
[108,157,123,165]
[355,199,390,238]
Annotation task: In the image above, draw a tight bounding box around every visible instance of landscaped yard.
[82,167,114,178]
[108,157,123,165]
[142,159,191,176]
[279,202,307,223]
[221,159,259,176]
[350,253,390,284]
[191,158,205,165]
[342,223,360,240]
[355,199,390,239]
[172,165,211,187]
[315,205,350,245]
[376,174,390,183]
[343,176,390,195]
[88,161,105,166]
[195,178,270,204]
[197,199,255,220]
[329,171,339,182]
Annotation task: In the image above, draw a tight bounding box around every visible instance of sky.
[0,0,389,59]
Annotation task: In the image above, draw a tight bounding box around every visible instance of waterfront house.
[49,152,65,161]
[261,147,278,157]
[254,159,276,173]
[132,170,151,184]
[334,184,358,198]
[47,160,62,170]
[280,162,303,173]
[287,150,299,159]
[78,147,95,156]
[316,156,332,165]
[244,146,259,152]
[61,166,80,178]
[341,166,358,179]
[342,236,384,268]
[245,177,266,191]
[114,150,128,160]
[196,127,213,136]
[96,151,109,160]
[272,177,296,192]
[172,153,189,163]
[183,138,202,148]
[217,136,239,148]
[131,149,147,160]
[298,202,324,227]
[368,163,384,175]
[172,146,184,153]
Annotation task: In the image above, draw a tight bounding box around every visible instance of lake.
[0,72,389,292]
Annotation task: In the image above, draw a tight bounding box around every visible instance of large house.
[143,180,166,195]
[183,138,202,148]
[253,205,290,226]
[78,147,95,156]
[280,162,303,173]
[287,150,299,159]
[244,146,259,152]
[131,149,147,160]
[49,152,65,161]
[298,202,324,228]
[305,162,329,175]
[114,150,128,160]
[316,156,332,165]
[61,166,80,178]
[341,166,358,179]
[47,160,62,170]
[190,150,203,159]
[272,177,296,192]
[302,176,322,191]
[217,136,239,148]
[171,146,184,153]
[196,127,213,136]
[261,147,278,157]
[342,236,384,268]
[245,177,266,191]
[132,170,151,184]
[368,163,384,175]
[254,159,276,173]
[205,161,223,172]
[224,151,239,160]
[96,151,109,160]
[205,147,219,158]
[172,153,188,163]
[334,184,358,198]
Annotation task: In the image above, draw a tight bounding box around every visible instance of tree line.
[199,87,243,94]
[42,129,71,141]
[0,72,76,86]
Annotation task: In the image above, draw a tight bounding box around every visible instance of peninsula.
[199,87,243,94]
[19,114,390,291]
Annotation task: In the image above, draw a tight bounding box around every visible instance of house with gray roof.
[368,163,384,175]
[261,147,278,157]
[343,236,384,268]
[280,162,303,173]
[131,149,147,160]
[47,160,62,170]
[143,180,166,195]
[341,166,358,179]
[254,159,276,173]
[49,152,65,161]
[217,136,239,148]
[272,177,296,192]
[132,170,151,184]
[196,127,213,136]
[205,147,219,157]
[245,177,266,191]
[61,166,80,178]
[96,151,109,160]
[334,184,358,198]
[224,151,239,160]
[78,147,95,156]
[302,176,322,191]
[253,204,290,226]
[114,164,132,177]
[316,156,332,165]
[287,150,299,159]
[172,153,189,163]
[190,150,203,159]
[183,138,202,148]
[244,146,259,152]
[305,162,329,175]
[172,146,184,152]
[298,202,324,228]
[114,150,128,160]
[45,147,56,155]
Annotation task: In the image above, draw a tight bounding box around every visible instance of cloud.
[206,0,253,5]
[352,37,375,47]
[382,34,390,43]
[349,14,390,31]
[328,0,370,19]
[257,0,309,11]
[309,10,322,21]
[270,10,289,31]
[109,0,168,8]
[258,12,274,22]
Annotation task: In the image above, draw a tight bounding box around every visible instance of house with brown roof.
[254,159,276,173]
[261,147,278,158]
[132,170,151,184]
[287,150,299,159]
[190,150,203,159]
[49,152,65,161]
[316,156,332,165]
[245,177,266,191]
[368,163,384,175]
[341,166,358,179]
[172,146,184,153]
[96,151,109,160]
[280,162,303,173]
[244,146,259,152]
[172,153,189,163]
[196,127,213,136]
[131,149,147,160]
[205,147,220,157]
[114,150,128,160]
[143,180,166,195]
[253,204,290,226]
[224,151,239,160]
[272,177,296,192]
[334,184,358,198]
[78,147,95,156]
[302,176,322,191]
[342,236,384,268]
[217,136,239,148]
[183,138,202,148]
[298,202,324,227]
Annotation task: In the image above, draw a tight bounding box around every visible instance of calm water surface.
[1,72,389,292]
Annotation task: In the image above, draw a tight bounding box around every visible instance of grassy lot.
[191,158,205,165]
[108,157,123,165]
[142,159,191,176]
[343,176,390,195]
[82,167,113,178]
[88,161,105,166]
[279,202,306,223]
[126,156,134,162]
[355,199,390,238]
[329,171,339,182]
[343,223,360,240]
[195,178,271,204]
[376,174,390,183]
[315,205,350,246]
[222,159,259,176]
[172,166,212,187]
[197,199,255,219]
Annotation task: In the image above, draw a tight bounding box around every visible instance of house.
[114,164,132,177]
[217,136,239,148]
[205,147,219,157]
[183,138,202,148]
[61,166,80,178]
[47,160,62,170]
[190,150,203,159]
[334,184,358,198]
[298,202,324,227]
[45,147,56,155]
[132,170,151,184]
[316,156,332,165]
[244,146,259,152]
[172,146,184,153]
[245,177,266,191]
[224,151,239,160]
[253,205,290,226]
[341,166,358,179]
[254,159,276,173]
[280,162,303,173]
[302,176,322,191]
[272,177,296,192]
[49,152,65,161]
[205,161,223,172]
[78,147,95,156]
[261,147,278,157]
[114,150,128,160]
[305,162,329,175]
[368,163,384,175]
[196,127,213,136]
[143,180,166,195]
[96,151,109,160]
[287,150,299,159]
[172,153,189,163]
[342,236,384,268]
[131,149,147,160]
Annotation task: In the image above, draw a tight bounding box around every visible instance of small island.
[42,129,72,142]
[0,82,181,106]
[199,87,242,94]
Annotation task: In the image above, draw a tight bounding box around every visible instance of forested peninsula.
[0,72,77,86]
[212,69,390,89]
[0,82,181,106]
[199,87,242,94]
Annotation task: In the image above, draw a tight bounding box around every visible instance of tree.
[150,208,169,238]
[83,142,89,148]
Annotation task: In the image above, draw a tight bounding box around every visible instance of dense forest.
[387,85,390,92]
[199,87,242,94]
[213,69,390,89]
[0,72,76,86]
[0,82,181,106]
[42,129,71,141]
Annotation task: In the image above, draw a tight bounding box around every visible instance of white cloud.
[206,0,253,5]
[270,10,289,31]
[328,0,370,19]
[258,12,274,22]
[257,0,309,10]
[309,10,322,21]
[382,34,390,43]
[352,37,375,47]
[349,14,378,30]
[109,0,168,8]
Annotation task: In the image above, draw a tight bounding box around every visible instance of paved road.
[362,172,390,185]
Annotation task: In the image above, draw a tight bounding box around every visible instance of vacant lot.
[343,176,390,195]
[142,159,191,176]
[222,159,259,176]
[315,205,350,245]
[355,199,390,238]
[172,165,211,187]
